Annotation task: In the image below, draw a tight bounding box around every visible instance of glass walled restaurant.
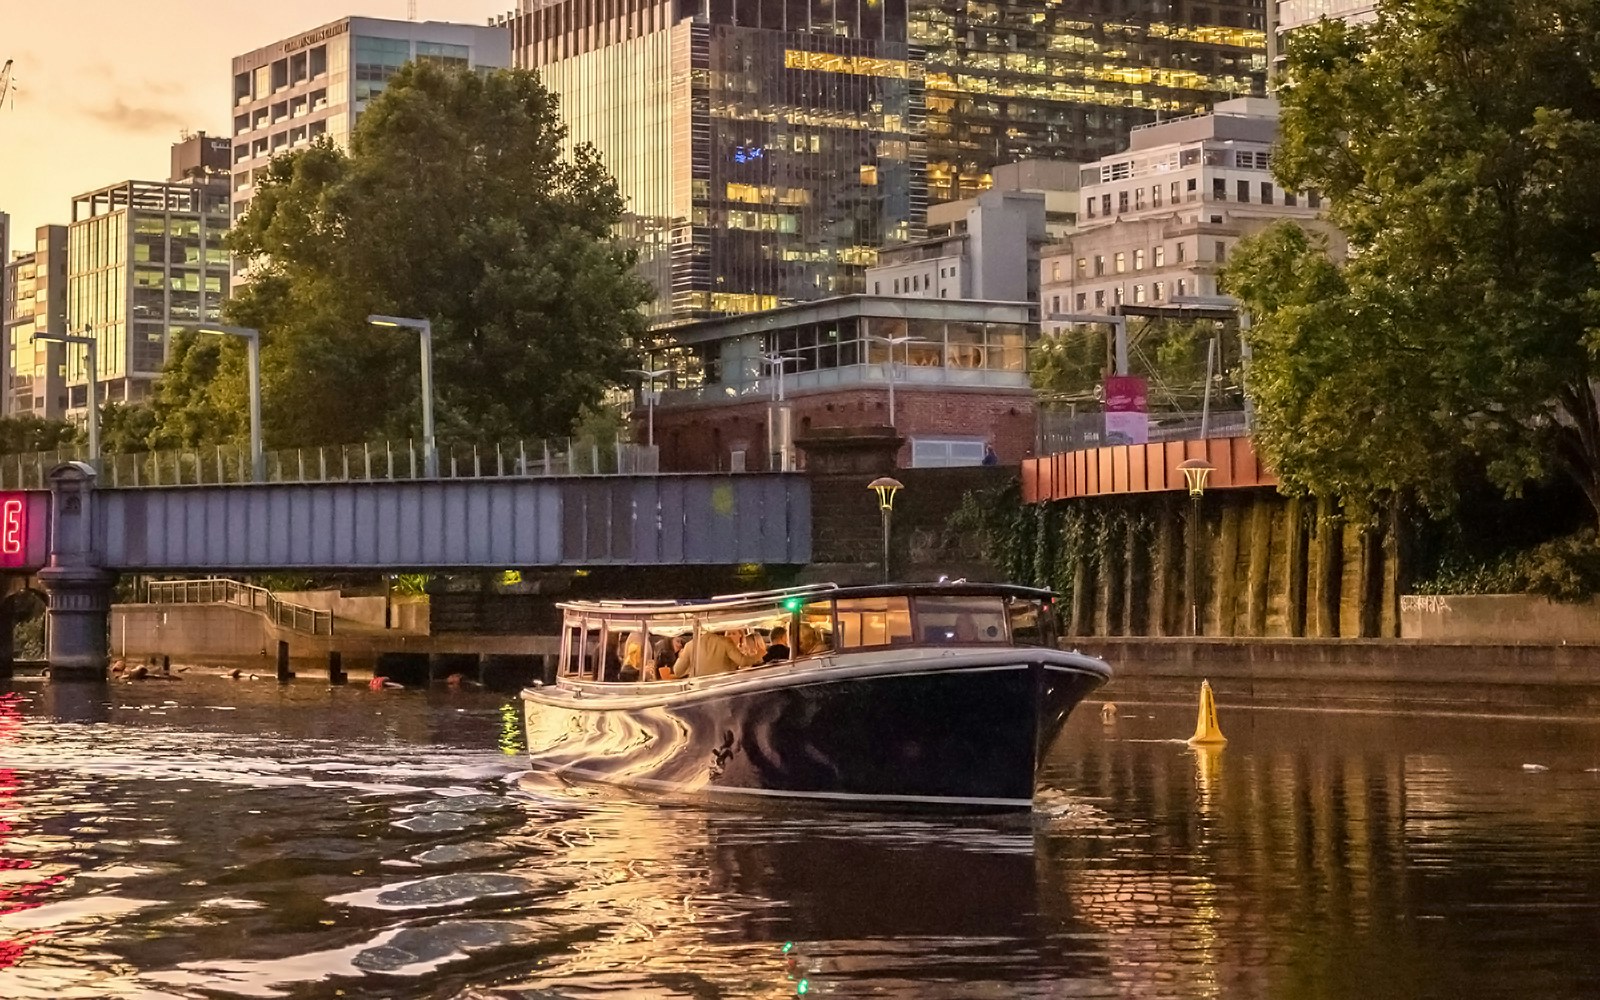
[644,296,1035,405]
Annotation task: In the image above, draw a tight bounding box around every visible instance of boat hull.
[521,649,1109,811]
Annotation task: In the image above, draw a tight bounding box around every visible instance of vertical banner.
[1103,375,1149,445]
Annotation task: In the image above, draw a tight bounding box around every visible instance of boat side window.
[1005,598,1056,648]
[834,597,914,649]
[913,596,1008,644]
[561,621,584,677]
[794,600,836,657]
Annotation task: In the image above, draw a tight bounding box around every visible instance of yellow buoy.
[1187,679,1227,746]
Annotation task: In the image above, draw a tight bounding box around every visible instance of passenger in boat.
[761,625,791,664]
[655,633,690,679]
[619,633,648,682]
[668,630,758,679]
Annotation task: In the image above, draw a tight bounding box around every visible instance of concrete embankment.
[1074,637,1600,715]
[112,604,557,682]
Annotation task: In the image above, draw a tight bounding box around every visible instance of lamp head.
[868,476,904,511]
[1178,458,1215,498]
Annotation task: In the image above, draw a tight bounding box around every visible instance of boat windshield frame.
[554,583,1061,682]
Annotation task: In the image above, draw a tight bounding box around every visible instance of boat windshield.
[557,588,1057,682]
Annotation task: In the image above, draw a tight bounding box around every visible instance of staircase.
[143,579,334,636]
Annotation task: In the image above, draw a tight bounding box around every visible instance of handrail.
[144,578,334,636]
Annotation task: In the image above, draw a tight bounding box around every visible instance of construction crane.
[0,61,14,111]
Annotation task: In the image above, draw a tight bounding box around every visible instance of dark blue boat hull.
[522,651,1109,811]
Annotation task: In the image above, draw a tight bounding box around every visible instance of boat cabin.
[555,583,1060,683]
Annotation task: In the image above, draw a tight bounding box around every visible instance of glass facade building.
[2,226,69,419]
[66,178,232,409]
[915,0,1269,202]
[231,17,512,223]
[508,0,927,323]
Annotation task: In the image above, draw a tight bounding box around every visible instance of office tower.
[230,16,513,221]
[918,0,1270,203]
[65,140,233,411]
[3,225,70,419]
[504,0,927,323]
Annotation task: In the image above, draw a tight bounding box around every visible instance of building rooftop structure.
[1269,1,1377,64]
[638,295,1038,470]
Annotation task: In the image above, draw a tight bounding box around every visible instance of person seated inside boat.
[668,630,758,679]
[761,625,791,664]
[619,632,648,682]
[655,633,691,680]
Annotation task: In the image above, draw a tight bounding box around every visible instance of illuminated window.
[1095,290,1105,307]
[1153,282,1165,301]
[1152,185,1163,208]
[1076,257,1087,277]
[1051,261,1061,281]
[1114,252,1126,274]
[1094,255,1105,277]
[1133,284,1146,303]
[1135,188,1146,211]
[1114,286,1125,305]
[1154,246,1166,267]
[1133,249,1144,271]
[1075,293,1087,310]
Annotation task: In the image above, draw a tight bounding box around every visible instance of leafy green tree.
[174,62,651,448]
[0,414,78,455]
[1224,0,1600,524]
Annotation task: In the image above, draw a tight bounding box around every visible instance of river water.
[2,675,1599,999]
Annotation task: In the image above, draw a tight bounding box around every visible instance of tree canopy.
[1223,0,1600,524]
[0,414,78,455]
[142,62,651,450]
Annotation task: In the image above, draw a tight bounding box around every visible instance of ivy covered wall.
[952,481,1403,638]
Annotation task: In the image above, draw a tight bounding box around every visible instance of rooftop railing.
[1036,409,1251,456]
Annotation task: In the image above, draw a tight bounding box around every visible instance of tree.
[1224,0,1600,524]
[174,62,652,448]
[0,414,78,455]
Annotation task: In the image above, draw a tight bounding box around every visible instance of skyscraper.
[504,0,926,323]
[230,16,512,222]
[916,0,1269,203]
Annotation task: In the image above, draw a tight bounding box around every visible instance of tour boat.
[519,582,1111,812]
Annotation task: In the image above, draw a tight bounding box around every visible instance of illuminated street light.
[1178,457,1215,636]
[869,476,904,584]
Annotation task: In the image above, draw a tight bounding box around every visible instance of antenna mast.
[407,1,418,19]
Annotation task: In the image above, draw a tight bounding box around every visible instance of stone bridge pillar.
[39,462,116,681]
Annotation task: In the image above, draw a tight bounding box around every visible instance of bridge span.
[31,463,811,678]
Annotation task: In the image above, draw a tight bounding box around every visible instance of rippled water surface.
[3,676,1600,999]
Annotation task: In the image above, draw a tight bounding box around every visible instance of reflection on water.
[1,678,1600,998]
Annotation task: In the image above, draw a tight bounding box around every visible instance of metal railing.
[0,436,661,490]
[144,578,334,636]
[1036,409,1251,456]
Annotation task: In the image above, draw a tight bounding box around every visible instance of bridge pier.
[39,566,116,681]
[42,463,116,682]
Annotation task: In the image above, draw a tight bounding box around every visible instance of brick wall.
[647,386,1036,472]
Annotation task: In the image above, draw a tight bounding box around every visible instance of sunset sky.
[0,1,508,244]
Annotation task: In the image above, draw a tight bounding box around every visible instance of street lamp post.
[628,367,671,450]
[759,351,799,471]
[1178,457,1215,636]
[34,327,98,464]
[866,334,926,429]
[197,324,263,481]
[367,315,436,478]
[868,476,904,584]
